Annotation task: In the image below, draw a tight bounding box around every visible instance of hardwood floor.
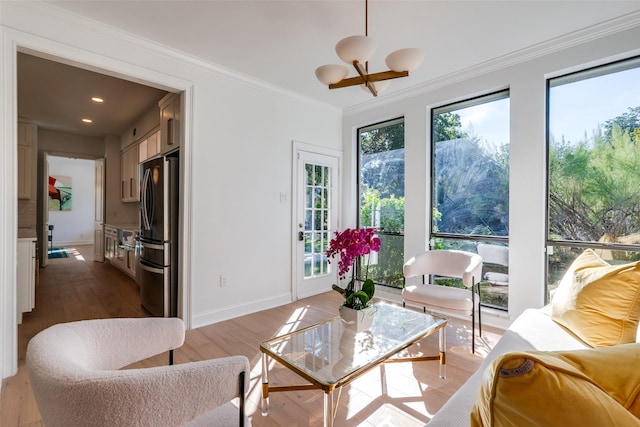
[1,244,502,426]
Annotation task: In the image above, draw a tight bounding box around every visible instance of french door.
[293,144,341,300]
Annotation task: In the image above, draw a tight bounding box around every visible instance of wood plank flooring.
[1,244,502,426]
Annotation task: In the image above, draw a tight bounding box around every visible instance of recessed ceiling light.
[91,97,104,103]
[82,118,93,124]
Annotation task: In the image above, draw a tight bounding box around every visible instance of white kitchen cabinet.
[104,225,118,262]
[159,93,181,154]
[17,237,37,324]
[120,144,139,202]
[104,225,137,279]
[138,130,160,163]
[17,119,37,200]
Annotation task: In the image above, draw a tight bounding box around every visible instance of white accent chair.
[26,317,251,427]
[477,243,509,287]
[402,250,483,353]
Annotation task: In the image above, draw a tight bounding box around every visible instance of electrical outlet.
[220,275,227,287]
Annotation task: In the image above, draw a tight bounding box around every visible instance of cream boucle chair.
[26,317,251,427]
[402,249,483,353]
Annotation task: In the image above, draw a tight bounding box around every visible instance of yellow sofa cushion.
[550,249,640,347]
[470,343,640,427]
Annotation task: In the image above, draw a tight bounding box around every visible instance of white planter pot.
[339,304,375,332]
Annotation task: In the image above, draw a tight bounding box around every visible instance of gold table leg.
[261,353,269,416]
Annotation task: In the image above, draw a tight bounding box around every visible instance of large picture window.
[547,57,640,298]
[358,118,405,288]
[431,90,510,309]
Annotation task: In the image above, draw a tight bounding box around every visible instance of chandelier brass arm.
[328,60,409,96]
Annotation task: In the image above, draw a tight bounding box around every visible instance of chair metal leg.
[471,280,476,354]
[471,312,475,354]
[239,371,246,427]
[478,289,483,338]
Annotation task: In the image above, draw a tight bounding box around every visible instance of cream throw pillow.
[551,249,640,347]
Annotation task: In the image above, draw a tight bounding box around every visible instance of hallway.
[22,244,146,342]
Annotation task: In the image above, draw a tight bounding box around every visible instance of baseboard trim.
[191,292,292,329]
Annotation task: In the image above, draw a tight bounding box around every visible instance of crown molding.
[344,10,640,116]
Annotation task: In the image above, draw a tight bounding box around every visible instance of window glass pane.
[314,165,322,185]
[431,90,510,310]
[547,245,640,299]
[434,237,509,310]
[432,92,510,237]
[305,210,312,230]
[547,57,640,299]
[304,232,312,253]
[548,61,640,244]
[304,255,312,277]
[305,187,312,209]
[305,164,313,185]
[358,118,405,288]
[313,232,322,253]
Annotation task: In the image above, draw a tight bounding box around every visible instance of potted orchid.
[326,227,381,313]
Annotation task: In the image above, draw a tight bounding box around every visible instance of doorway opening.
[44,156,96,255]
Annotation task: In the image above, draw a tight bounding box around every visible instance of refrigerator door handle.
[141,168,152,231]
[140,241,165,251]
[139,260,164,274]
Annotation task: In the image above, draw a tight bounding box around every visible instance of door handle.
[298,231,304,241]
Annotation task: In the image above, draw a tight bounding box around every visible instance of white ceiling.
[18,1,640,138]
[18,53,168,138]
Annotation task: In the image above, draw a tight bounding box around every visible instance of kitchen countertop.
[104,223,139,231]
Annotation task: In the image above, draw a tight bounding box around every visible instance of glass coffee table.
[260,302,447,427]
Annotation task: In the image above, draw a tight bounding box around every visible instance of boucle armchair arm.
[44,317,186,370]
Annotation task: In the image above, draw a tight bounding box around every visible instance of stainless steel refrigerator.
[138,153,179,317]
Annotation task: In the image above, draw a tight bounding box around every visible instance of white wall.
[47,156,95,246]
[343,15,640,326]
[38,128,104,159]
[0,2,342,378]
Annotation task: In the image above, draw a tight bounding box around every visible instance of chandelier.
[315,0,424,97]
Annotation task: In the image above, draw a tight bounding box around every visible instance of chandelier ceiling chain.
[315,0,424,97]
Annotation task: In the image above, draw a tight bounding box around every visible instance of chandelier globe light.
[315,64,349,85]
[315,0,423,97]
[385,48,424,73]
[335,35,377,64]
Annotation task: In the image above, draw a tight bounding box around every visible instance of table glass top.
[260,302,446,386]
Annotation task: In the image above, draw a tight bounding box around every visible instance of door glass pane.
[358,118,405,288]
[304,162,332,279]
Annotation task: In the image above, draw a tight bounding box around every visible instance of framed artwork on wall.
[48,175,72,211]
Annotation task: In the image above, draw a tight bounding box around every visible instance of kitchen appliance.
[138,152,179,317]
